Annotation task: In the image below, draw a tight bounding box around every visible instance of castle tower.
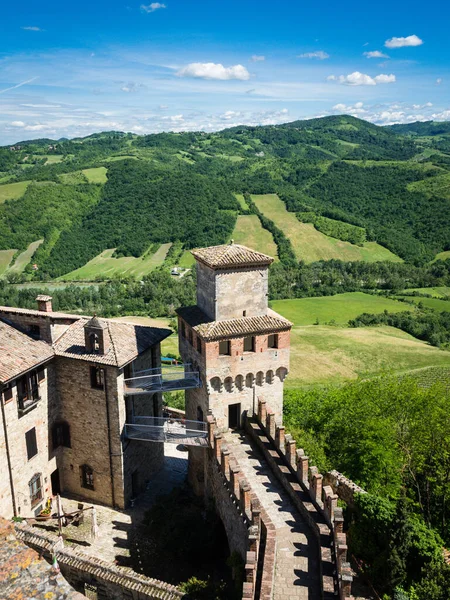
[177,243,292,492]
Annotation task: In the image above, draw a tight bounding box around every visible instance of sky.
[0,0,449,144]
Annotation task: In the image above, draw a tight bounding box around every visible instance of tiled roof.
[35,294,52,302]
[0,320,54,383]
[177,306,292,341]
[191,243,274,269]
[0,305,81,320]
[54,318,172,367]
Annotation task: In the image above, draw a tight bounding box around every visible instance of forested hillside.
[0,115,450,278]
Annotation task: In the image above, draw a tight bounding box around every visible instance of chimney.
[36,295,53,313]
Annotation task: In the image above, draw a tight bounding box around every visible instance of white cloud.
[297,51,330,60]
[120,82,145,93]
[436,78,443,85]
[21,26,42,31]
[328,71,396,86]
[11,121,25,127]
[176,62,250,80]
[250,55,265,62]
[332,102,366,115]
[412,102,432,109]
[385,34,423,48]
[363,50,389,59]
[140,3,166,13]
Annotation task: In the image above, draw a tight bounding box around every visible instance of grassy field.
[178,251,196,268]
[433,251,450,262]
[251,194,402,263]
[0,180,31,203]
[60,243,172,280]
[0,249,16,276]
[41,155,64,164]
[397,296,450,312]
[231,215,278,258]
[286,325,450,387]
[407,171,450,199]
[7,240,44,274]
[234,193,249,210]
[402,286,450,298]
[82,167,108,184]
[271,292,411,326]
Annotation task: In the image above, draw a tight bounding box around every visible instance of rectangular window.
[181,322,186,338]
[80,465,95,490]
[90,366,104,390]
[188,329,193,346]
[25,428,38,460]
[268,334,278,349]
[219,340,231,355]
[29,324,41,339]
[243,336,255,352]
[29,473,43,507]
[17,371,40,414]
[196,337,202,354]
[3,383,13,403]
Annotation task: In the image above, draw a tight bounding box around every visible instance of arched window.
[80,464,94,490]
[210,377,222,392]
[256,371,264,386]
[89,333,100,354]
[235,374,244,391]
[276,367,288,382]
[224,377,233,393]
[52,421,71,449]
[29,473,43,507]
[245,373,254,388]
[266,370,274,385]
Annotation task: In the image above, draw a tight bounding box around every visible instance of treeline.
[268,257,450,300]
[349,308,450,348]
[39,161,238,277]
[0,269,195,318]
[297,212,366,245]
[284,376,450,598]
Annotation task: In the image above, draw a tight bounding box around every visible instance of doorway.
[51,469,60,495]
[228,403,241,429]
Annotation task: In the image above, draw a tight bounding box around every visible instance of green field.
[234,193,249,210]
[42,155,64,164]
[407,171,450,199]
[231,215,278,259]
[58,171,88,184]
[271,292,411,326]
[0,249,16,276]
[397,296,450,312]
[178,251,196,268]
[82,167,108,184]
[402,286,450,298]
[0,181,31,203]
[7,240,44,274]
[251,194,402,263]
[60,243,172,280]
[286,325,450,387]
[433,251,450,262]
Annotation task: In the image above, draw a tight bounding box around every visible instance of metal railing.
[124,415,208,446]
[124,364,201,395]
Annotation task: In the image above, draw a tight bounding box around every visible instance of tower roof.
[84,315,107,330]
[191,243,274,269]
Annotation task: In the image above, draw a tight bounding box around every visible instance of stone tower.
[177,243,291,492]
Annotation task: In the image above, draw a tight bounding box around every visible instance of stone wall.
[15,522,184,600]
[0,363,58,519]
[248,400,355,600]
[323,470,366,508]
[0,307,75,344]
[205,415,276,600]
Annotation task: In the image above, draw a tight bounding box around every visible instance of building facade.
[0,298,171,518]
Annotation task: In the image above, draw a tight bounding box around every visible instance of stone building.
[177,243,291,492]
[0,298,171,518]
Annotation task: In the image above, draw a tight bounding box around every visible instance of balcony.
[124,415,208,447]
[124,364,201,395]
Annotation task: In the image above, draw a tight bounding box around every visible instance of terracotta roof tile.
[177,306,291,341]
[54,318,172,367]
[0,305,81,320]
[191,243,273,269]
[0,320,54,383]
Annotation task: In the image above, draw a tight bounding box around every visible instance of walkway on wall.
[224,429,322,600]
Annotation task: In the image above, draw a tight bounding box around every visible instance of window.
[219,340,231,355]
[89,333,100,354]
[80,464,94,490]
[25,428,38,460]
[52,422,71,449]
[90,366,104,390]
[181,322,186,338]
[29,473,43,507]
[29,324,40,340]
[268,334,278,349]
[2,383,13,403]
[243,336,255,352]
[196,337,202,354]
[188,329,193,346]
[17,371,40,414]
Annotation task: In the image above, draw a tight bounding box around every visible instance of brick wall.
[0,308,75,344]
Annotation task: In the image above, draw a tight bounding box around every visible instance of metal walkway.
[124,416,208,447]
[124,364,201,395]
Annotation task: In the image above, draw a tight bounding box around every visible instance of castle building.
[0,298,171,518]
[177,243,291,491]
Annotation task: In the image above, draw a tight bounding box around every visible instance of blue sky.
[0,0,448,143]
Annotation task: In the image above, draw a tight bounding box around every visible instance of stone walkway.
[34,444,188,567]
[224,430,321,600]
